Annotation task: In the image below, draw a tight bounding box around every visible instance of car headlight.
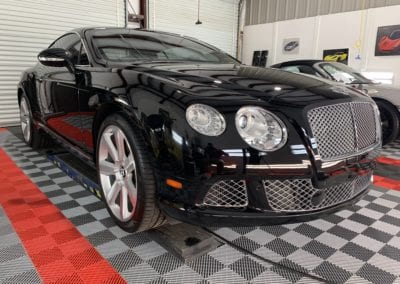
[186,104,226,136]
[235,106,287,151]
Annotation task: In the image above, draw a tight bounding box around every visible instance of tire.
[19,94,48,149]
[96,113,166,232]
[375,100,400,145]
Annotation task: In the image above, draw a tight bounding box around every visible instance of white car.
[272,60,400,145]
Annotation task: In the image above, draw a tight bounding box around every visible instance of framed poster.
[251,50,268,67]
[375,25,400,56]
[323,48,349,65]
[282,38,299,54]
[252,51,261,66]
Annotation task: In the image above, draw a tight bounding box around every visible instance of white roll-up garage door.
[0,0,126,126]
[148,0,239,56]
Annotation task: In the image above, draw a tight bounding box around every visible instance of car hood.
[121,63,368,108]
[356,83,400,107]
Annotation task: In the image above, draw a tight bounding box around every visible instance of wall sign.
[282,38,299,54]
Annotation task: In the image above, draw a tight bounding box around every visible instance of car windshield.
[89,30,238,64]
[317,62,374,84]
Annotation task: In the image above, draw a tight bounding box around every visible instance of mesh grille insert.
[197,180,248,208]
[263,174,371,212]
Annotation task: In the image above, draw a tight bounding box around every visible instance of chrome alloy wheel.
[20,97,31,143]
[98,125,137,222]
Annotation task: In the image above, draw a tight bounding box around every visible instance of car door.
[74,43,97,152]
[36,33,84,147]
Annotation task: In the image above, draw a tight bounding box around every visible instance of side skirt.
[37,122,96,168]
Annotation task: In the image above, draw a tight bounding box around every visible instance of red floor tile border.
[0,148,126,284]
[377,156,400,167]
[373,175,400,192]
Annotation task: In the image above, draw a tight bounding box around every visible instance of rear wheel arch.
[19,93,50,148]
[18,87,33,107]
[18,88,23,104]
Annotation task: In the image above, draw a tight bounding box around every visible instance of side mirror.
[38,48,74,72]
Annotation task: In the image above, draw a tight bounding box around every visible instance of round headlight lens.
[235,106,287,151]
[186,104,226,136]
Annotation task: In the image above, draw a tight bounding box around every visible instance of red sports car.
[378,30,400,52]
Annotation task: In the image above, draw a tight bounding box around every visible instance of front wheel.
[375,100,400,145]
[96,114,166,232]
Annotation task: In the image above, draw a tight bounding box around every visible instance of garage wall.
[148,0,239,56]
[246,0,400,25]
[242,5,400,86]
[0,0,125,126]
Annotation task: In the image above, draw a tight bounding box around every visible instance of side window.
[282,66,300,73]
[296,65,319,76]
[282,65,319,76]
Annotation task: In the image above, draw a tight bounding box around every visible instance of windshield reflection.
[91,32,238,64]
[317,62,375,85]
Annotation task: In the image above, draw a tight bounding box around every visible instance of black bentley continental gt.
[18,28,381,232]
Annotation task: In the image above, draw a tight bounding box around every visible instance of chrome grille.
[307,102,380,161]
[351,103,379,149]
[263,174,371,212]
[197,180,248,208]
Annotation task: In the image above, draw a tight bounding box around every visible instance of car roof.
[270,60,323,68]
[70,27,188,39]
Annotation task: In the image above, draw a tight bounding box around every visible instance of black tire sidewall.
[376,100,400,145]
[96,113,151,232]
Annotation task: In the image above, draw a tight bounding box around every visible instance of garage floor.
[0,127,399,284]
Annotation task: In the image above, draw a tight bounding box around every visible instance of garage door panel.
[0,3,119,23]
[148,0,239,56]
[0,0,125,126]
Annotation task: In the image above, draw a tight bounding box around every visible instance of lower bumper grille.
[196,180,248,208]
[263,174,371,212]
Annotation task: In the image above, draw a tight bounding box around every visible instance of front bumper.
[158,167,373,227]
[159,186,368,227]
[157,145,379,227]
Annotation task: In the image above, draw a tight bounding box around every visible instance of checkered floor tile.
[0,207,41,283]
[381,138,400,159]
[1,130,400,283]
[210,185,400,284]
[0,131,322,283]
